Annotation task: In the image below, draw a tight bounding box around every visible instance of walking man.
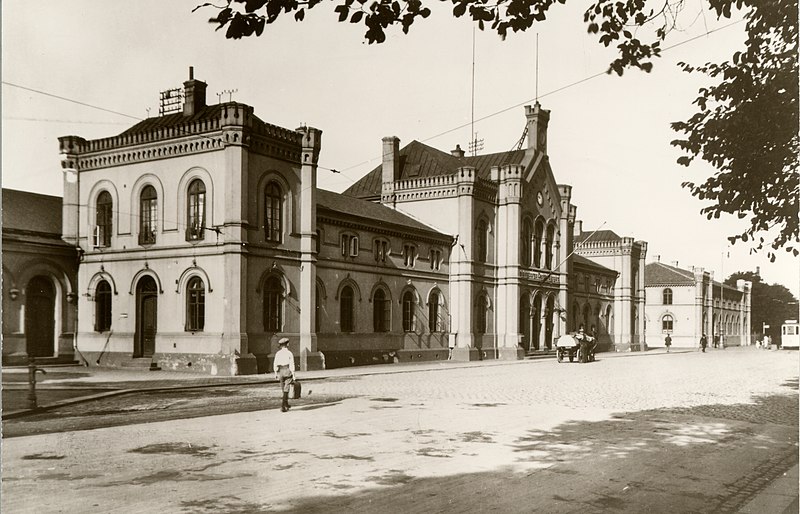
[664,334,672,353]
[700,333,708,353]
[273,338,295,412]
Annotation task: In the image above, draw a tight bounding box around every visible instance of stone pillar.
[496,165,524,360]
[298,126,324,371]
[450,167,478,360]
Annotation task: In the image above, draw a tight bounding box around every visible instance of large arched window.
[373,288,390,333]
[476,219,488,263]
[95,191,113,248]
[264,182,283,242]
[186,179,206,241]
[264,276,283,332]
[662,288,673,305]
[521,219,533,267]
[186,277,205,331]
[95,280,112,332]
[402,291,415,332]
[139,185,157,245]
[534,219,544,268]
[429,290,442,332]
[340,286,354,332]
[475,295,488,334]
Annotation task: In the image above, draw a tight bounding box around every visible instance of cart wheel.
[557,350,564,363]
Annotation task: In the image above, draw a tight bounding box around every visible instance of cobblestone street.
[2,347,797,513]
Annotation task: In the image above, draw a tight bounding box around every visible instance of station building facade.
[42,70,648,375]
[644,258,752,348]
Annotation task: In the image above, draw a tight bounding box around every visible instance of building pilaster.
[298,126,323,371]
[495,165,524,360]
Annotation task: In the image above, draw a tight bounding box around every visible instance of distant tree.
[197,0,798,258]
[724,271,798,342]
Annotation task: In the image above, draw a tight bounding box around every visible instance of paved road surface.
[2,348,797,513]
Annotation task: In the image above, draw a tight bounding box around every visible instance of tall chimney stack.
[183,66,207,117]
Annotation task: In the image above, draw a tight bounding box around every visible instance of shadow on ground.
[217,391,799,514]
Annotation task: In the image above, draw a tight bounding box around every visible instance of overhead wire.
[2,18,744,186]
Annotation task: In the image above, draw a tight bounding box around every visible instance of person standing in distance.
[664,334,672,353]
[700,333,708,353]
[273,338,295,412]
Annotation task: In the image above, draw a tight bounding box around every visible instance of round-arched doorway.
[25,276,55,358]
[135,276,158,357]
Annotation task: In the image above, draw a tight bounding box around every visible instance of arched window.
[476,219,488,263]
[521,219,533,267]
[475,295,488,334]
[545,224,555,269]
[662,314,673,332]
[340,286,354,332]
[373,288,390,332]
[264,276,283,332]
[95,191,112,247]
[534,219,544,268]
[186,179,206,241]
[95,280,112,332]
[186,277,205,331]
[264,182,282,242]
[402,291,415,332]
[663,288,673,305]
[429,290,442,332]
[139,185,157,245]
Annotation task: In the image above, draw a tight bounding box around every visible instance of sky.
[2,0,798,296]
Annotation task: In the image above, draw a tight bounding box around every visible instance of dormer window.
[341,233,359,257]
[374,239,389,262]
[429,248,442,270]
[403,244,417,267]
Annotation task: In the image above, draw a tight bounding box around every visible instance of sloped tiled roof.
[2,189,63,235]
[645,262,696,286]
[343,140,527,199]
[576,229,623,243]
[119,104,227,136]
[317,189,450,239]
[573,254,618,275]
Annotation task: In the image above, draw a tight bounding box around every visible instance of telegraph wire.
[3,18,743,186]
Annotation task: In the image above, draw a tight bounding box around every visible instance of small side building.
[2,189,79,365]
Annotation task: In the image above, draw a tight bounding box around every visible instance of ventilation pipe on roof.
[451,144,465,158]
[671,260,679,268]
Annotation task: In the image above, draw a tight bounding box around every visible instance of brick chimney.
[183,66,207,117]
[381,136,400,203]
[451,144,465,158]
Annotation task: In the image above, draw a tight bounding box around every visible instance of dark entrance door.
[25,276,55,358]
[135,276,157,357]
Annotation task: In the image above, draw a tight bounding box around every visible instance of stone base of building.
[2,352,78,366]
[450,347,483,361]
[83,351,245,376]
[497,346,526,360]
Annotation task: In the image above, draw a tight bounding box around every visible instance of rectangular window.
[350,236,359,257]
[140,199,157,244]
[341,234,359,257]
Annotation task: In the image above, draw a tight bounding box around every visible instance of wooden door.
[25,276,55,357]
